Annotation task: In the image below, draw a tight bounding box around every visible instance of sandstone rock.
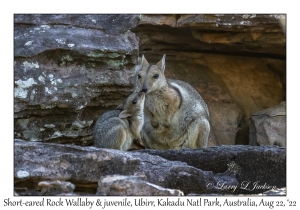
[96,175,184,196]
[14,139,285,195]
[203,54,285,144]
[14,14,140,145]
[136,145,286,194]
[189,187,286,196]
[14,188,39,196]
[38,180,75,195]
[260,187,286,196]
[249,101,286,147]
[14,139,216,195]
[14,14,141,35]
[139,14,177,27]
[203,84,242,146]
[136,14,286,57]
[14,24,139,60]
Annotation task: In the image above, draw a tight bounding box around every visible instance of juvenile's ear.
[157,54,166,73]
[116,103,124,110]
[119,110,131,119]
[141,54,149,67]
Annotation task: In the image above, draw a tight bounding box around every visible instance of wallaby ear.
[141,54,149,67]
[157,54,166,73]
[116,103,124,110]
[119,110,131,119]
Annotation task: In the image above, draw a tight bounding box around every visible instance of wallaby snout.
[141,87,148,93]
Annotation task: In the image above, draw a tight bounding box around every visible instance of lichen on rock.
[14,14,140,145]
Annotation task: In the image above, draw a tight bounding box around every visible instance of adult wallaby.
[137,54,210,150]
[93,92,145,151]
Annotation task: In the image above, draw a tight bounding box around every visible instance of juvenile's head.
[118,92,145,119]
[137,54,167,93]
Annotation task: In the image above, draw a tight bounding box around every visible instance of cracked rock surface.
[134,145,286,194]
[14,139,285,195]
[14,14,140,145]
[96,175,184,196]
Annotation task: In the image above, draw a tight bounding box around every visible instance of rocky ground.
[14,14,286,196]
[15,139,286,196]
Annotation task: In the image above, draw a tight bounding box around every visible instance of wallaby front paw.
[128,138,145,151]
[162,122,170,128]
[135,138,144,146]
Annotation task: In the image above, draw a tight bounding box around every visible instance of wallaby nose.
[142,88,148,93]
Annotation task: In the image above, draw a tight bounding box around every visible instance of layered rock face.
[14,14,140,145]
[132,14,286,145]
[14,14,286,146]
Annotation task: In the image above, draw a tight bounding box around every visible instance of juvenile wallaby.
[137,54,210,150]
[93,92,145,151]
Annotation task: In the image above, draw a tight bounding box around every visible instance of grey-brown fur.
[93,92,145,151]
[137,54,210,150]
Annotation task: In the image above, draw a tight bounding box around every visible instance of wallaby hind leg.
[94,123,129,151]
[117,129,132,151]
[196,118,210,148]
[187,118,210,149]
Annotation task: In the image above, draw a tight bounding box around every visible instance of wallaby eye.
[153,74,159,79]
[132,99,137,104]
[137,74,141,79]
